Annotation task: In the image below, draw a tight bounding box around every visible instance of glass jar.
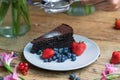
[66,1,96,16]
[0,0,30,38]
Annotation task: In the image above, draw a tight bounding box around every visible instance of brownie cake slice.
[31,24,74,53]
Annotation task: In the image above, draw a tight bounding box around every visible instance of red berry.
[17,62,29,75]
[42,48,55,59]
[19,62,24,66]
[110,51,120,64]
[24,66,28,72]
[71,41,86,56]
[23,63,28,67]
[115,19,120,29]
[18,65,24,71]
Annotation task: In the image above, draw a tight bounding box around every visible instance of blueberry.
[48,58,52,62]
[54,50,59,54]
[63,51,68,55]
[63,49,68,54]
[52,56,57,61]
[69,73,76,80]
[54,48,59,51]
[57,57,62,62]
[61,57,66,62]
[59,48,63,53]
[13,53,17,57]
[56,54,62,59]
[55,53,59,57]
[64,56,68,60]
[63,47,69,53]
[37,50,42,55]
[44,59,49,62]
[67,53,72,58]
[68,48,72,52]
[71,56,76,61]
[75,77,80,80]
[54,52,59,56]
[54,48,59,54]
[64,47,69,50]
[71,54,77,58]
[61,54,65,58]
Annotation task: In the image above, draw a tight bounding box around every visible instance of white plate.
[23,34,100,71]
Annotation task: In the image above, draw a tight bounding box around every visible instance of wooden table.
[0,6,120,80]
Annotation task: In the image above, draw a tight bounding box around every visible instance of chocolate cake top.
[31,24,73,44]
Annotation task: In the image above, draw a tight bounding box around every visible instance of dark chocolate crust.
[31,24,74,53]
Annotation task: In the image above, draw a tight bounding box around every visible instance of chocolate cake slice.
[31,24,74,53]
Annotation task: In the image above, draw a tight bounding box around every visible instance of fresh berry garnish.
[42,48,55,59]
[110,51,120,64]
[42,47,77,63]
[115,19,120,29]
[18,62,29,75]
[37,50,42,55]
[69,73,76,80]
[69,73,81,80]
[71,56,76,61]
[44,59,49,62]
[71,41,86,56]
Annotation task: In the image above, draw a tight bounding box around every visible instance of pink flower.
[0,51,17,66]
[101,64,118,80]
[101,76,106,80]
[3,65,19,80]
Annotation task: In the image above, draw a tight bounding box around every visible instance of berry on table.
[115,18,120,29]
[13,53,17,57]
[69,73,81,80]
[18,62,29,75]
[69,73,76,80]
[110,51,120,64]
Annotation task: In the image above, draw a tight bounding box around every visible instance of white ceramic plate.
[23,34,100,71]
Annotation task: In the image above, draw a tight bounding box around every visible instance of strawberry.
[71,41,86,56]
[110,51,120,64]
[42,48,55,59]
[115,19,120,29]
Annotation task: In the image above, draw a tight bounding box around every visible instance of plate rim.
[23,34,100,71]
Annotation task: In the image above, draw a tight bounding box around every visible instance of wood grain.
[0,6,120,80]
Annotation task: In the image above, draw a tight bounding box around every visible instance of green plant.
[0,0,30,36]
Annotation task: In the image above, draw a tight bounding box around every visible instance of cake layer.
[31,24,73,44]
[31,24,74,53]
